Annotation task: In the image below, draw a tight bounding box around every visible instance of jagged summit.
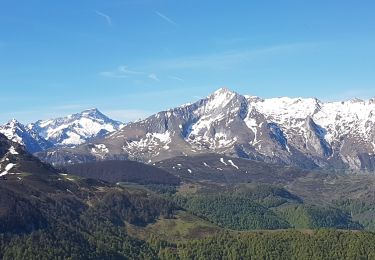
[0,109,123,153]
[0,119,53,153]
[8,118,19,125]
[210,87,237,95]
[27,108,123,147]
[61,108,112,121]
[82,107,100,113]
[207,87,242,100]
[78,108,105,117]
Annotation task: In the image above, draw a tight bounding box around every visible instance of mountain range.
[2,100,375,258]
[33,88,375,172]
[0,108,122,153]
[2,88,375,172]
[0,119,54,154]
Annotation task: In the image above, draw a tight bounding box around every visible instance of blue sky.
[1,0,374,124]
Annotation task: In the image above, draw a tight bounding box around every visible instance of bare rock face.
[36,88,375,172]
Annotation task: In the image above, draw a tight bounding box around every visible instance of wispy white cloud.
[118,66,144,75]
[148,42,319,70]
[168,75,184,82]
[100,66,162,82]
[148,73,160,81]
[95,10,112,26]
[99,66,145,78]
[100,43,317,83]
[155,11,177,26]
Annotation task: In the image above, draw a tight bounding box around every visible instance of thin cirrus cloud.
[168,75,184,82]
[99,66,144,78]
[95,10,112,26]
[100,66,161,82]
[154,11,177,26]
[148,73,160,81]
[99,43,317,83]
[148,42,319,70]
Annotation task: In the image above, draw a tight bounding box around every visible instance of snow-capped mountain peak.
[8,118,19,126]
[210,87,236,96]
[0,119,53,153]
[1,119,25,144]
[81,108,102,117]
[28,108,123,147]
[205,88,238,107]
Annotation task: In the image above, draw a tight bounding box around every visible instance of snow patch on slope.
[91,144,109,154]
[124,131,172,154]
[220,157,227,166]
[228,159,239,169]
[0,163,15,176]
[9,146,19,155]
